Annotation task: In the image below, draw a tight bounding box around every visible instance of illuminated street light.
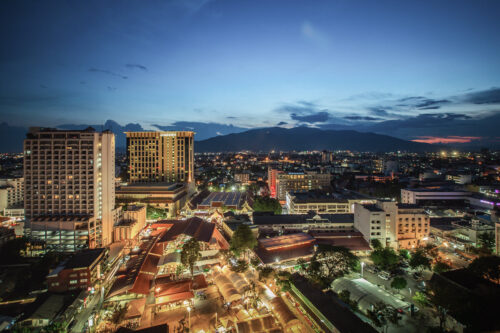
[187,306,191,331]
[361,262,365,277]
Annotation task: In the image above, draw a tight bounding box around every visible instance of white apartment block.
[0,177,24,211]
[24,127,117,252]
[354,203,387,245]
[354,200,430,249]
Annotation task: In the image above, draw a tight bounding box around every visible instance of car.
[378,272,391,280]
[412,272,423,280]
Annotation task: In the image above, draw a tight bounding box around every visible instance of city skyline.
[1,0,500,145]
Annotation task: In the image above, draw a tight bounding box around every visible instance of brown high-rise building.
[126,131,194,184]
[24,127,117,252]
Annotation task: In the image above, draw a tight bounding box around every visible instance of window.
[69,280,78,284]
[80,278,88,283]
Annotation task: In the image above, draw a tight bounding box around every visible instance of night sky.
[1,0,500,143]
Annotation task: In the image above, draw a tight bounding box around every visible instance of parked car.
[378,272,391,280]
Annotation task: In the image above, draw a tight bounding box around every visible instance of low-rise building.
[113,205,146,242]
[0,177,23,211]
[274,171,332,201]
[401,187,470,205]
[286,191,350,214]
[47,248,106,292]
[253,212,355,236]
[116,182,188,218]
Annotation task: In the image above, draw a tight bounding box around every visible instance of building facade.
[0,177,24,211]
[24,127,117,251]
[275,171,332,201]
[126,131,194,184]
[354,204,387,245]
[286,191,350,214]
[47,248,105,292]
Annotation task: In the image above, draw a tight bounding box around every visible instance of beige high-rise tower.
[24,127,117,252]
[126,131,194,184]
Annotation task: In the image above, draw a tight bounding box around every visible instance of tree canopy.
[306,245,359,287]
[252,196,282,214]
[181,238,201,279]
[370,246,399,270]
[390,276,407,291]
[433,261,451,274]
[230,224,257,256]
[409,248,431,272]
[478,232,495,253]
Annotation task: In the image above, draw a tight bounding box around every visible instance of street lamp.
[187,306,191,332]
[361,262,365,278]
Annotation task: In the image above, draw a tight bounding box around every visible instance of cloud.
[412,136,482,144]
[88,68,128,79]
[291,111,330,123]
[344,116,380,121]
[463,87,500,104]
[107,86,117,92]
[277,121,288,126]
[396,96,450,110]
[125,63,148,71]
[301,21,329,47]
[275,101,333,123]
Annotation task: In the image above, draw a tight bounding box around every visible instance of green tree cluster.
[390,276,407,292]
[370,246,399,270]
[181,238,201,279]
[306,245,359,287]
[230,224,257,257]
[252,196,282,214]
[409,249,431,272]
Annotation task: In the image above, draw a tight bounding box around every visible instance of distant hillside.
[195,127,435,152]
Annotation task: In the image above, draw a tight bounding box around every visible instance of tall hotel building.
[126,131,194,184]
[24,127,117,252]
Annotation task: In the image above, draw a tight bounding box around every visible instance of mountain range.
[195,127,434,152]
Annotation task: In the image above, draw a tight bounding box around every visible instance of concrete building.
[274,171,332,201]
[355,201,430,249]
[113,205,147,242]
[354,204,387,245]
[126,131,194,184]
[268,167,281,199]
[401,188,470,205]
[0,177,24,211]
[116,182,188,218]
[47,248,105,292]
[234,172,250,184]
[24,127,118,251]
[286,191,350,214]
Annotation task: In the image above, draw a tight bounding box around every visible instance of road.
[70,254,124,333]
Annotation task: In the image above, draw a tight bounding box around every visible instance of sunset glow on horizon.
[412,136,482,144]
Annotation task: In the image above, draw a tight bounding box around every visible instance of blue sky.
[1,0,500,142]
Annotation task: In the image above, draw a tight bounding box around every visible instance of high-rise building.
[126,131,194,184]
[24,127,117,252]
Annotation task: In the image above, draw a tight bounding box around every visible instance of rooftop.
[64,248,106,269]
[361,204,384,212]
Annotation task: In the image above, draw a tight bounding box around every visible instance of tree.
[371,239,383,250]
[338,290,359,311]
[258,266,275,282]
[399,249,410,260]
[307,245,359,286]
[230,259,249,273]
[412,291,430,307]
[42,321,67,333]
[468,255,500,283]
[230,224,257,257]
[181,238,201,279]
[111,304,128,328]
[250,256,261,267]
[391,276,407,292]
[252,196,282,214]
[478,232,495,253]
[409,249,431,272]
[276,271,292,292]
[370,247,399,270]
[433,261,451,274]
